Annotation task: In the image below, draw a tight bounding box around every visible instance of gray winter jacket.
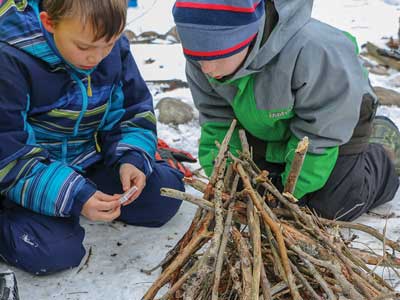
[185,0,376,198]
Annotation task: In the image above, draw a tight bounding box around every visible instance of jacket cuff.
[70,181,97,217]
[119,150,153,177]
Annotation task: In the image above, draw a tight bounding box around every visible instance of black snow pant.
[248,134,399,222]
[301,143,398,221]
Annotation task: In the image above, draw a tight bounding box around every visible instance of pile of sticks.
[142,120,400,300]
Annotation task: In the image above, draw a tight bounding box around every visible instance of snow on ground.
[1,1,400,299]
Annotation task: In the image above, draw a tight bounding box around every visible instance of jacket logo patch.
[269,111,290,119]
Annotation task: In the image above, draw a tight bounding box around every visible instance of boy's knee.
[156,163,185,191]
[122,192,183,227]
[144,218,174,228]
[14,234,86,275]
[305,195,366,222]
[0,212,86,275]
[149,164,184,223]
[119,163,185,226]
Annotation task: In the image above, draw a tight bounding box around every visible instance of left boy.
[0,0,183,275]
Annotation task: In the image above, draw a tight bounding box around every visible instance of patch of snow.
[131,44,186,81]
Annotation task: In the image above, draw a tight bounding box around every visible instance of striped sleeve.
[0,48,96,217]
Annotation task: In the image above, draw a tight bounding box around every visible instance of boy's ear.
[39,11,55,33]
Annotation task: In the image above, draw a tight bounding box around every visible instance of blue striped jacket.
[0,0,157,217]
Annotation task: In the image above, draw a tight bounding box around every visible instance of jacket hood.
[234,0,313,79]
[0,0,93,74]
[0,0,63,66]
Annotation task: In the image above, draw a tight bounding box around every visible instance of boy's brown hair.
[41,0,128,42]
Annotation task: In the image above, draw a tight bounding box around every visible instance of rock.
[373,86,400,107]
[156,98,194,125]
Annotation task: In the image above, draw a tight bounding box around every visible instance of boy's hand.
[119,163,146,205]
[82,191,121,222]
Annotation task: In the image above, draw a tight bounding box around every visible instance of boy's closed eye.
[75,41,116,51]
[77,45,90,51]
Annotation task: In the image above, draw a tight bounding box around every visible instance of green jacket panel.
[199,122,241,177]
[201,74,339,198]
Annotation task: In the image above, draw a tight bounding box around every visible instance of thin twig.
[317,219,400,252]
[212,201,235,300]
[76,246,92,274]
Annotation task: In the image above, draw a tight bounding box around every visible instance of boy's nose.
[87,49,106,65]
[199,61,216,75]
[87,54,100,65]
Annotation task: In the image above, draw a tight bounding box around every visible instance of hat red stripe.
[175,1,259,13]
[183,33,256,57]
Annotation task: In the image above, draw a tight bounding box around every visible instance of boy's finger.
[108,205,121,221]
[138,174,146,185]
[121,195,139,206]
[96,206,121,222]
[98,199,120,211]
[120,174,131,192]
[135,177,146,193]
[96,191,120,202]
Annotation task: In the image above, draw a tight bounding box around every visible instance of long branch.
[247,201,262,300]
[142,212,213,300]
[232,227,253,300]
[212,201,234,300]
[209,119,237,187]
[156,248,212,300]
[236,163,302,300]
[160,188,215,211]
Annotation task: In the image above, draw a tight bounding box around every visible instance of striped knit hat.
[173,0,265,61]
